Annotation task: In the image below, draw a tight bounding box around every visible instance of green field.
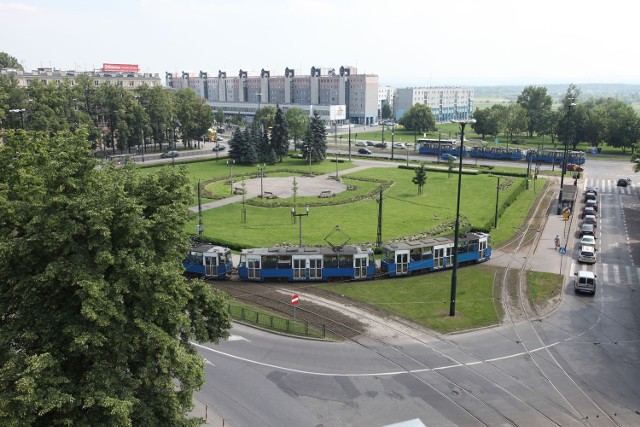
[174,158,530,249]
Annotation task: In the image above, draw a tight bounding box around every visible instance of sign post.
[291,294,299,324]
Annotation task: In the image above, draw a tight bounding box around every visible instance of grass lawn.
[528,271,564,306]
[189,163,526,248]
[321,265,499,334]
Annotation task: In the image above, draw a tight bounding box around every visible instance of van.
[574,270,596,294]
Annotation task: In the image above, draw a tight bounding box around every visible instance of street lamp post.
[335,150,340,180]
[9,108,26,129]
[449,118,476,317]
[391,124,395,160]
[258,164,265,198]
[557,103,576,215]
[226,159,235,194]
[291,206,310,247]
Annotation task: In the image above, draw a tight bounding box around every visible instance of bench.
[319,190,334,198]
[262,191,275,199]
[233,187,245,195]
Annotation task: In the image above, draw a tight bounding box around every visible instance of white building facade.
[394,87,474,123]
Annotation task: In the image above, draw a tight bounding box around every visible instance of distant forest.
[474,84,640,104]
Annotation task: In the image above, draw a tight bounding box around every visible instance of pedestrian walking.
[554,235,560,249]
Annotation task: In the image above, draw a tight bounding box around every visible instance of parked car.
[374,142,388,149]
[574,270,597,294]
[583,214,597,227]
[355,141,367,146]
[584,191,596,202]
[585,199,598,212]
[216,136,224,142]
[580,235,596,247]
[617,177,632,187]
[566,163,584,172]
[212,144,226,152]
[365,141,375,146]
[586,185,598,195]
[582,206,596,218]
[160,150,179,158]
[580,223,596,237]
[578,245,597,264]
[358,148,372,155]
[440,153,458,161]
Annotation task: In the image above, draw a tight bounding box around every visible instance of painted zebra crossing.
[598,263,640,287]
[583,179,636,195]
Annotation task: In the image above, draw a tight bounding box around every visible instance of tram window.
[263,256,277,269]
[325,256,338,268]
[277,256,291,269]
[339,255,353,268]
[410,248,422,261]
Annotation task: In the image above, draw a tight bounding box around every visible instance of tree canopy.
[516,86,552,137]
[0,129,231,426]
[0,51,22,70]
[396,104,436,133]
[302,111,327,163]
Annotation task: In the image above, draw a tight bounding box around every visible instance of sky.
[1,0,638,87]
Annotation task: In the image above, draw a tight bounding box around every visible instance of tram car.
[526,149,586,165]
[238,245,376,282]
[182,243,233,279]
[469,146,524,161]
[417,139,466,157]
[380,232,491,277]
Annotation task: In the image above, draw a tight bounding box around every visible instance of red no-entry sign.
[291,294,299,305]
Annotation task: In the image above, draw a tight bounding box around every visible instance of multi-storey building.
[378,86,395,116]
[394,87,474,123]
[0,63,161,89]
[166,66,379,125]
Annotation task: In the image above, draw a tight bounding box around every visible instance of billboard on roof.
[103,63,139,73]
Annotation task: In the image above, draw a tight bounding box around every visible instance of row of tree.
[472,84,640,152]
[227,106,327,166]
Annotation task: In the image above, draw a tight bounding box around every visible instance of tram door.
[444,246,454,267]
[479,240,487,259]
[434,247,444,269]
[247,256,261,280]
[204,253,218,277]
[308,256,323,280]
[354,255,368,279]
[293,257,307,280]
[395,250,410,275]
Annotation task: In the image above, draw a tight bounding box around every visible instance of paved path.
[190,161,396,213]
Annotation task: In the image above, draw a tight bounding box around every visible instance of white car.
[577,245,596,264]
[354,141,367,146]
[393,142,406,149]
[580,235,596,247]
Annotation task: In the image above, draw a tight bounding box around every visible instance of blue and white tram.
[238,246,376,282]
[182,244,233,279]
[417,139,466,157]
[526,149,586,165]
[380,232,491,277]
[469,146,524,161]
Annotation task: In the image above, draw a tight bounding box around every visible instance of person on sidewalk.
[554,235,560,249]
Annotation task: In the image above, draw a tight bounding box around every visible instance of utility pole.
[376,187,383,249]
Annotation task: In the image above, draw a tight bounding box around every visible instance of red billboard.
[102,63,139,73]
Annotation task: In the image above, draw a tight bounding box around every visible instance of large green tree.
[270,105,290,161]
[0,130,231,426]
[397,104,436,133]
[285,108,308,149]
[412,163,427,195]
[516,86,552,137]
[0,52,22,70]
[302,111,327,163]
[499,104,528,143]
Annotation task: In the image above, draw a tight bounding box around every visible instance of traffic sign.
[291,294,299,305]
[559,247,567,255]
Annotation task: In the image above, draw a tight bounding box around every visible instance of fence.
[227,304,326,338]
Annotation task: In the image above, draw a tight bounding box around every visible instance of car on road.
[580,223,595,237]
[374,142,388,149]
[440,153,458,161]
[212,144,226,152]
[365,141,375,146]
[160,150,179,158]
[216,136,224,142]
[582,206,596,218]
[358,148,372,155]
[617,177,632,187]
[566,163,584,172]
[578,245,597,264]
[580,235,596,247]
[584,191,596,202]
[355,141,367,146]
[574,270,596,294]
[583,214,597,227]
[586,185,598,195]
[393,142,406,149]
[585,199,598,212]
